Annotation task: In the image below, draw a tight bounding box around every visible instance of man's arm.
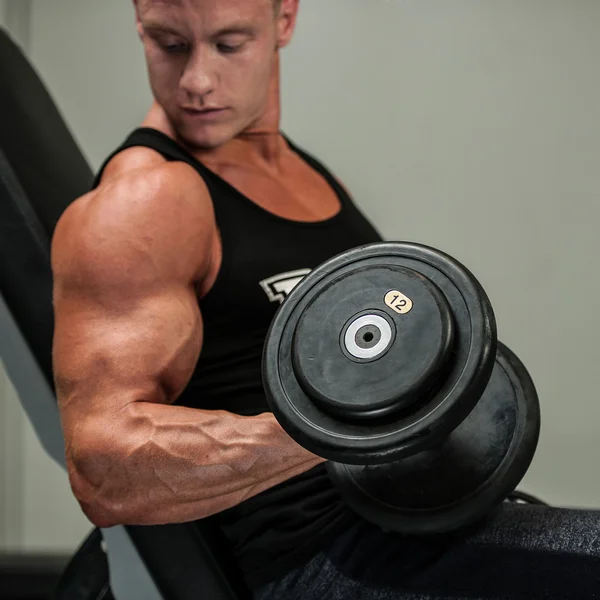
[51,161,324,529]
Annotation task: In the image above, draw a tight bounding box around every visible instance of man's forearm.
[69,404,325,528]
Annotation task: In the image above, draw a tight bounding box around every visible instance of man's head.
[133,0,298,150]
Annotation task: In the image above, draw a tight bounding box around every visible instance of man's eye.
[217,43,242,54]
[164,42,189,54]
[160,42,188,54]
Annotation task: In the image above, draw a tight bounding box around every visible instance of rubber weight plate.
[263,242,497,465]
[326,342,541,534]
[293,267,455,420]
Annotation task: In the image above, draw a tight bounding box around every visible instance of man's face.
[134,0,293,149]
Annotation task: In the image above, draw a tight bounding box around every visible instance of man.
[51,1,600,598]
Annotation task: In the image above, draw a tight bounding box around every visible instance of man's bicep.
[52,278,204,431]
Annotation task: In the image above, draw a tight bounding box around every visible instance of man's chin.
[175,123,235,151]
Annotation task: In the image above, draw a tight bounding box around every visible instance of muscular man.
[51,1,600,598]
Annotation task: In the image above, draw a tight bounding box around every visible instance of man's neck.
[197,130,287,171]
[195,53,286,171]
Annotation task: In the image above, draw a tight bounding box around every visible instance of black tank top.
[93,127,382,589]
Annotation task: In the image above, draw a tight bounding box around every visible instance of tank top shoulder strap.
[92,127,216,188]
[282,135,351,213]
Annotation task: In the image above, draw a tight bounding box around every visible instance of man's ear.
[133,0,144,39]
[276,0,300,49]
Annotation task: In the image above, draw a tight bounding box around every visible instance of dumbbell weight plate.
[263,242,497,465]
[326,342,541,534]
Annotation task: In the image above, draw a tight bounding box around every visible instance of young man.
[51,1,600,598]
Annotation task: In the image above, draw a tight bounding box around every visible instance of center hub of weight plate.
[291,267,456,420]
[343,313,392,360]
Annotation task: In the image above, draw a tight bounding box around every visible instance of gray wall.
[1,0,599,553]
[0,367,91,553]
[1,0,30,49]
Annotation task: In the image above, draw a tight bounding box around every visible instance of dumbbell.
[262,242,541,535]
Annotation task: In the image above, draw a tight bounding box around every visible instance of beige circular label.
[384,290,413,314]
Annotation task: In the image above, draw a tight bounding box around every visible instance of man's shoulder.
[98,144,204,191]
[99,145,168,186]
[92,143,212,215]
[52,145,216,279]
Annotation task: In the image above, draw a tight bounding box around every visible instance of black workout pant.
[254,504,600,599]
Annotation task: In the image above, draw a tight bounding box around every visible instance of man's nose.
[180,48,216,99]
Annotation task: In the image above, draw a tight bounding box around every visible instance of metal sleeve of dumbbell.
[262,242,541,535]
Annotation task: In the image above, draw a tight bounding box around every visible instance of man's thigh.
[254,505,600,600]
